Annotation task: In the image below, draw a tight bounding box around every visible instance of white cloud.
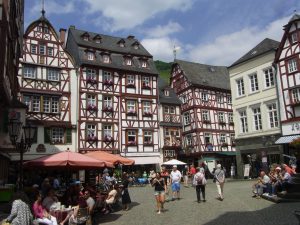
[29,1,75,16]
[186,16,289,66]
[81,0,194,31]
[144,21,182,38]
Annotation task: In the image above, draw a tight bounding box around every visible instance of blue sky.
[25,0,300,65]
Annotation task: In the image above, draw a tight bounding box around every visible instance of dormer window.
[120,42,125,47]
[103,54,110,63]
[93,35,102,44]
[164,90,169,96]
[291,32,298,44]
[87,52,94,61]
[125,58,132,66]
[132,41,140,50]
[141,60,147,68]
[82,32,90,41]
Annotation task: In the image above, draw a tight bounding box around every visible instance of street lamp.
[8,120,36,190]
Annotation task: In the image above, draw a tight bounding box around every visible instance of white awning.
[275,135,300,144]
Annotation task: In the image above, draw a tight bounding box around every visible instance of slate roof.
[230,38,279,67]
[289,14,300,22]
[158,77,182,105]
[174,59,230,91]
[65,27,158,75]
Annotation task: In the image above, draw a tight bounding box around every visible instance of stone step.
[277,192,300,199]
[261,194,300,203]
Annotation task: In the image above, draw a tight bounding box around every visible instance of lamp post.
[8,120,36,190]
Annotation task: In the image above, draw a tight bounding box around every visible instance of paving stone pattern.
[94,180,300,225]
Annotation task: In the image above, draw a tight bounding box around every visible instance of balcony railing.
[163,114,181,123]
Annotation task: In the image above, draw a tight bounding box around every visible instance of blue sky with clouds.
[25,0,300,66]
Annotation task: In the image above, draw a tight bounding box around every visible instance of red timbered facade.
[171,60,235,167]
[66,27,160,165]
[275,14,300,156]
[17,13,76,160]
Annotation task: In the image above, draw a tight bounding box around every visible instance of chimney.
[127,35,135,39]
[59,28,66,44]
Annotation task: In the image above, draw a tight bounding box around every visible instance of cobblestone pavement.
[94,180,300,225]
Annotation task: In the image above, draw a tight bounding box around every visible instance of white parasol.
[162,159,187,166]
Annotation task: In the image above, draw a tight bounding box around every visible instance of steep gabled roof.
[158,77,182,105]
[174,59,230,91]
[230,38,279,67]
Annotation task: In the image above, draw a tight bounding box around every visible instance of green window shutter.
[66,128,72,144]
[44,127,50,143]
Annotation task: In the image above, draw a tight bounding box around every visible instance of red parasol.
[85,151,135,166]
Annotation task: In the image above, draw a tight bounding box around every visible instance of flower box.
[229,122,234,126]
[87,104,98,111]
[203,120,211,124]
[87,135,98,142]
[104,135,114,142]
[231,143,236,147]
[103,79,113,86]
[126,83,135,88]
[127,141,136,146]
[127,110,137,116]
[87,78,97,84]
[144,141,153,146]
[143,111,153,117]
[142,84,151,89]
[221,143,228,148]
[219,121,226,126]
[102,106,113,112]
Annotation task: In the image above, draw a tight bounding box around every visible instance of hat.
[173,165,177,168]
[217,164,222,169]
[275,167,281,171]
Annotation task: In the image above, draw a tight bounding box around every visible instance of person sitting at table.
[102,184,119,214]
[83,190,95,215]
[41,178,52,198]
[33,193,58,225]
[42,189,59,211]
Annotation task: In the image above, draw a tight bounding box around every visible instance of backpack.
[196,174,203,185]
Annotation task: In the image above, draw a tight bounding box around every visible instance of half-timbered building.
[274,14,300,161]
[65,27,160,166]
[17,12,77,160]
[229,38,282,178]
[170,59,235,171]
[158,77,182,163]
[0,0,24,183]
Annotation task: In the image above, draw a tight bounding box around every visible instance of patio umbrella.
[23,150,114,169]
[162,159,187,166]
[85,151,135,166]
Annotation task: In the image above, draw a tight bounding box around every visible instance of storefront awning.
[275,135,300,144]
[216,151,236,156]
[202,157,218,161]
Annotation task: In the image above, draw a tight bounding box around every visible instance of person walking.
[182,165,189,187]
[193,167,207,203]
[170,165,182,201]
[151,173,166,214]
[160,167,170,201]
[120,172,132,210]
[213,164,225,201]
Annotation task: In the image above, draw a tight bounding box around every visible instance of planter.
[142,85,151,90]
[87,105,98,111]
[143,112,153,117]
[127,112,137,116]
[87,78,97,85]
[103,80,113,86]
[87,136,98,142]
[102,107,113,112]
[126,84,136,88]
[127,141,136,146]
[104,136,114,142]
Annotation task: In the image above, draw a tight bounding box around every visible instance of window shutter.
[66,128,72,144]
[44,127,50,143]
[2,109,9,132]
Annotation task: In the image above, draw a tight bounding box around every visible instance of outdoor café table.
[50,208,72,224]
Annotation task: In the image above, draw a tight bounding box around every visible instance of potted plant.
[103,79,113,86]
[87,135,98,142]
[126,83,135,88]
[142,83,151,89]
[127,140,136,146]
[144,141,153,146]
[143,111,152,117]
[104,135,114,142]
[219,121,226,126]
[87,77,97,84]
[203,120,211,124]
[87,104,98,111]
[127,109,137,116]
[103,106,113,112]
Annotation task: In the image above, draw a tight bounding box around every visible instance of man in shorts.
[170,165,182,200]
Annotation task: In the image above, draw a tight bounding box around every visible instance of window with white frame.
[291,32,298,43]
[292,88,300,104]
[143,101,151,114]
[216,94,223,103]
[43,97,51,113]
[125,58,132,66]
[142,76,150,87]
[103,96,112,108]
[31,45,37,54]
[87,94,96,107]
[87,52,94,60]
[218,112,225,122]
[267,103,278,128]
[202,110,210,121]
[103,125,112,139]
[170,106,175,114]
[204,133,211,144]
[103,55,110,63]
[288,58,298,73]
[23,66,36,79]
[47,47,53,56]
[228,95,232,104]
[164,90,169,96]
[127,130,136,144]
[249,73,259,92]
[230,133,235,145]
[236,79,245,96]
[228,112,233,123]
[264,68,274,88]
[86,69,96,80]
[51,128,64,143]
[127,100,136,113]
[47,69,60,81]
[164,106,169,114]
[144,131,153,144]
[253,107,262,130]
[239,110,248,133]
[103,71,112,82]
[83,36,89,41]
[86,124,96,138]
[23,96,31,111]
[32,96,40,112]
[183,112,190,125]
[220,134,226,144]
[186,135,192,146]
[141,60,147,68]
[201,92,208,101]
[39,45,45,55]
[127,75,135,85]
[43,27,49,34]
